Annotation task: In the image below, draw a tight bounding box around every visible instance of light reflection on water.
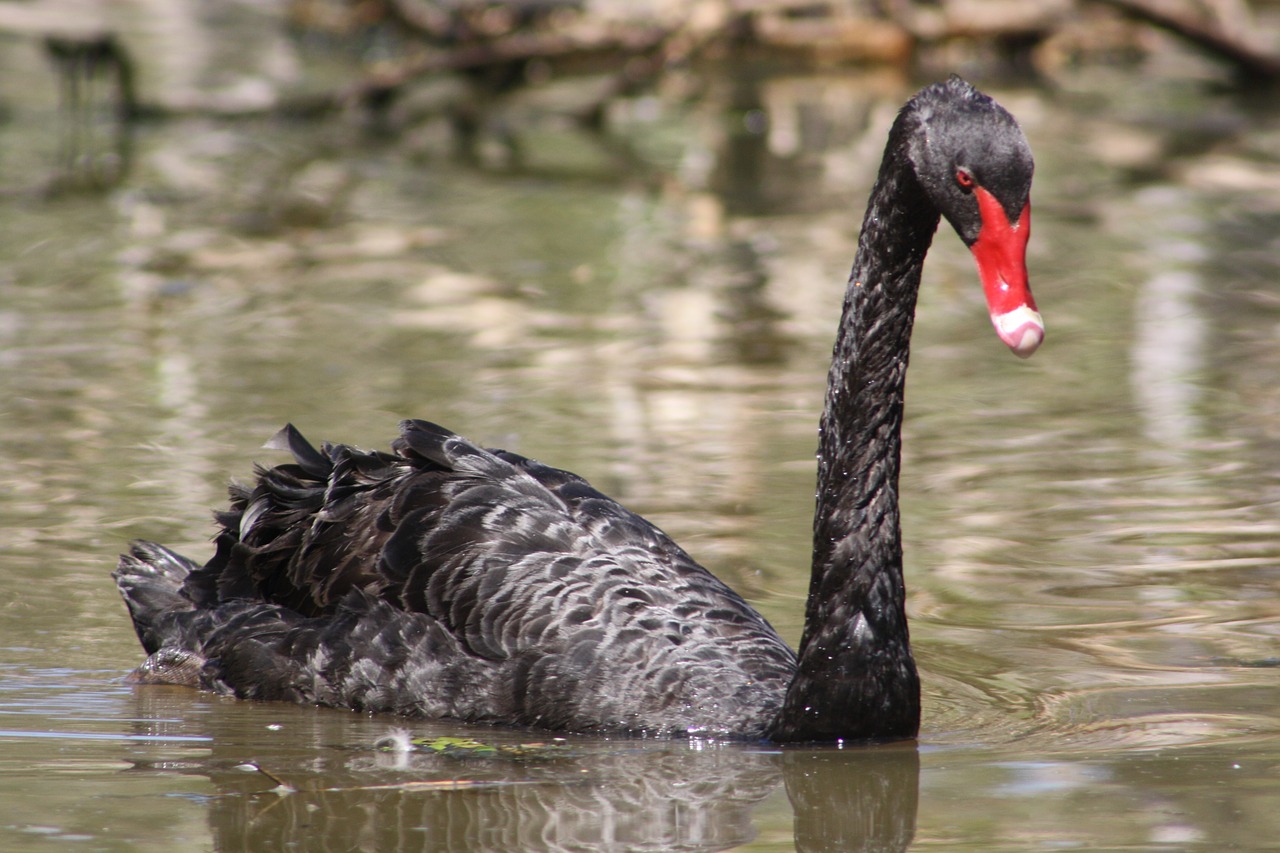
[2,10,1280,851]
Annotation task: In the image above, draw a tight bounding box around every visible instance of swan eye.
[955,169,975,191]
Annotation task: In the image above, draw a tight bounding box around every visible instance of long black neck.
[771,114,936,742]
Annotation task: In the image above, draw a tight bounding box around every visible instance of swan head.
[907,77,1042,358]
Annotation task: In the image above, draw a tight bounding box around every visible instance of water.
[2,6,1280,851]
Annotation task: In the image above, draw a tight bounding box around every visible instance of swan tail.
[113,541,198,655]
[115,538,330,695]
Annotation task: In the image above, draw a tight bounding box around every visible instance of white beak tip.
[993,307,1044,358]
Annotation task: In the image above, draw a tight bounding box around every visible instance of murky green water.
[2,6,1280,851]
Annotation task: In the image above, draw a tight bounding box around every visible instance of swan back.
[120,420,796,736]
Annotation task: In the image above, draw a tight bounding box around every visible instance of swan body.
[115,77,1039,742]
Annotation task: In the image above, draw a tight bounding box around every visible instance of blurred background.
[2,1,1280,850]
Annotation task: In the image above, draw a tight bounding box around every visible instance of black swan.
[114,77,1041,743]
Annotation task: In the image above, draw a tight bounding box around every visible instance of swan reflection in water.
[126,689,918,853]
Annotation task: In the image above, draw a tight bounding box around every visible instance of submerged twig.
[237,761,297,794]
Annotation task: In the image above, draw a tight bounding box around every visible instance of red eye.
[955,169,975,190]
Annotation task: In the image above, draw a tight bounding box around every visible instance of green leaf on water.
[385,735,570,761]
[411,736,500,757]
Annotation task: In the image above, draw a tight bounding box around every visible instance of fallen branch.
[1087,0,1280,82]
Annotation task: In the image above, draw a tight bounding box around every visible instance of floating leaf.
[379,734,573,761]
[411,736,500,757]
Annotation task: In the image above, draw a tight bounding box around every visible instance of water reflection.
[4,3,1280,849]
[785,746,918,853]
[122,689,919,853]
[1129,186,1209,459]
[44,33,136,194]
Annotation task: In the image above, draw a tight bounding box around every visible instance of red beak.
[970,187,1043,358]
